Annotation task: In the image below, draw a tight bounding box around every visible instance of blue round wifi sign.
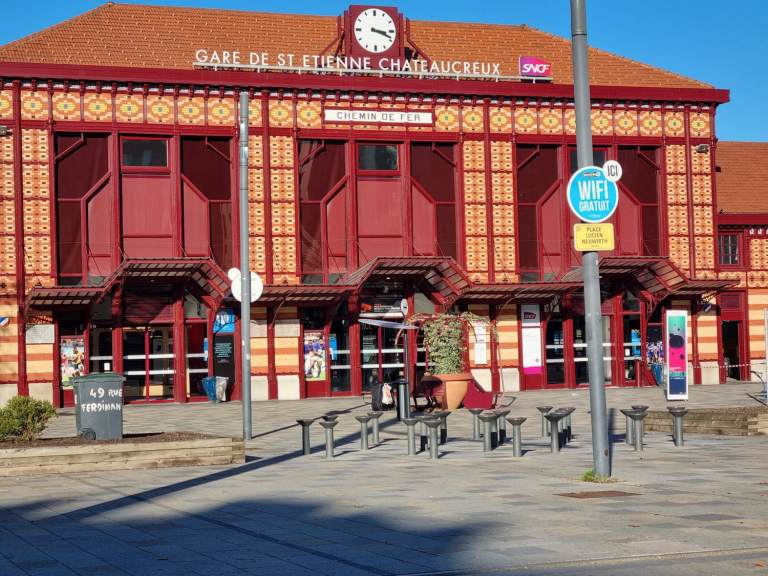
[566,166,619,223]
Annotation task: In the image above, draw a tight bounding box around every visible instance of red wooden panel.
[436,204,457,261]
[87,183,113,278]
[183,182,209,256]
[412,186,435,256]
[541,192,562,275]
[411,143,456,202]
[357,178,402,236]
[617,190,640,255]
[123,237,174,257]
[181,137,231,201]
[56,134,109,199]
[122,175,172,235]
[517,145,558,204]
[326,186,347,256]
[358,238,405,263]
[123,293,174,324]
[210,203,232,271]
[57,202,82,275]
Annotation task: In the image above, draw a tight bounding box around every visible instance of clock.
[353,8,396,53]
[347,5,403,64]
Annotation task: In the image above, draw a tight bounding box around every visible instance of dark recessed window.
[718,234,740,266]
[123,139,168,167]
[358,145,398,171]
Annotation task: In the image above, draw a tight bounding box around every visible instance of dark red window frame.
[718,232,742,268]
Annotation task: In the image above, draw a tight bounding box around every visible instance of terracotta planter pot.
[432,373,472,410]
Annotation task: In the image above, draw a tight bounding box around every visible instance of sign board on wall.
[26,324,55,344]
[323,109,432,124]
[473,321,488,366]
[665,310,688,400]
[520,304,542,375]
[573,223,615,251]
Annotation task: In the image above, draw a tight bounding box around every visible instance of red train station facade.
[0,3,761,407]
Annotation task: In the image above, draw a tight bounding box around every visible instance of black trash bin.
[70,373,126,440]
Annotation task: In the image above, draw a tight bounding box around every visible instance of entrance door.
[722,321,742,380]
[360,323,404,393]
[123,326,175,402]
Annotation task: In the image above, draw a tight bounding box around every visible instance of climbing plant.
[409,312,498,376]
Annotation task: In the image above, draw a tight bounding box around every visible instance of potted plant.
[410,311,497,410]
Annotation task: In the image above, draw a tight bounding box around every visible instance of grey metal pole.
[571,0,610,477]
[238,91,252,440]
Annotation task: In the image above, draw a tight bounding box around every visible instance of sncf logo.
[519,56,552,77]
[523,312,537,320]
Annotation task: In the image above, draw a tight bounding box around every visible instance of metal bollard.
[319,420,338,458]
[553,409,566,446]
[668,407,689,446]
[424,419,442,460]
[632,405,649,413]
[321,415,338,422]
[627,410,647,452]
[296,419,315,455]
[437,410,451,444]
[495,409,511,445]
[401,418,419,455]
[619,409,635,445]
[478,413,496,452]
[355,415,372,451]
[418,415,430,451]
[537,406,553,437]
[506,417,527,457]
[468,408,484,440]
[544,412,566,453]
[367,411,383,444]
[563,407,576,443]
[490,412,501,449]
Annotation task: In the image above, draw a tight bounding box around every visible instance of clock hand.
[370,27,392,40]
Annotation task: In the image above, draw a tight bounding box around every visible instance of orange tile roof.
[0,3,710,89]
[716,142,768,214]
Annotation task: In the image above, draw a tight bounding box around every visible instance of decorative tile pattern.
[690,147,711,174]
[462,141,485,171]
[270,204,296,236]
[0,236,17,275]
[296,102,321,128]
[435,106,459,132]
[719,270,745,288]
[51,92,81,122]
[83,93,112,122]
[666,174,687,204]
[667,205,689,236]
[248,99,262,127]
[492,237,517,281]
[114,94,143,123]
[248,135,264,168]
[248,169,264,202]
[488,107,512,133]
[750,239,768,270]
[614,110,638,136]
[539,108,562,135]
[491,205,515,235]
[490,173,514,204]
[178,96,205,125]
[689,113,710,138]
[489,142,513,171]
[692,175,712,204]
[0,91,12,120]
[694,235,715,270]
[0,199,15,235]
[464,205,487,235]
[23,200,50,234]
[591,110,612,135]
[249,203,265,236]
[269,100,293,127]
[270,170,295,201]
[692,205,713,235]
[269,136,294,168]
[464,172,486,203]
[639,111,662,136]
[462,106,484,132]
[564,109,577,135]
[514,107,537,134]
[666,145,687,173]
[249,236,266,274]
[668,236,690,272]
[208,97,235,126]
[664,112,685,137]
[23,235,51,275]
[464,237,489,272]
[146,96,174,124]
[272,236,297,282]
[20,91,48,120]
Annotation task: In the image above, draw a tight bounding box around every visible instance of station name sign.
[324,109,431,124]
[194,50,502,76]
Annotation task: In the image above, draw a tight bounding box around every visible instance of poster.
[473,321,488,365]
[666,310,688,400]
[60,336,86,389]
[520,305,542,375]
[214,308,235,334]
[360,298,403,318]
[304,330,327,381]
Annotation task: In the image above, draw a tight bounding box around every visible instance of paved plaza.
[2,383,768,575]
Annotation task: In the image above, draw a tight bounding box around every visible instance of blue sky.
[1,0,765,141]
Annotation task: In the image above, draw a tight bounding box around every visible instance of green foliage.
[579,469,615,483]
[0,395,58,442]
[410,312,498,376]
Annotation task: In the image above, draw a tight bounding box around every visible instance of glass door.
[359,324,405,393]
[622,292,641,384]
[123,326,175,403]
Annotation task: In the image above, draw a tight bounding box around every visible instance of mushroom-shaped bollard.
[563,407,576,443]
[355,415,372,451]
[437,410,451,444]
[296,419,315,455]
[495,409,512,445]
[477,413,498,452]
[468,408,485,440]
[401,418,419,455]
[626,410,648,451]
[619,408,635,445]
[632,405,649,413]
[319,419,339,458]
[423,418,443,460]
[544,412,567,453]
[667,406,689,446]
[552,409,568,447]
[506,416,527,457]
[367,411,384,444]
[537,406,553,437]
[321,415,339,422]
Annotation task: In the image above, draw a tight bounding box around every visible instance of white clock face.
[354,9,396,53]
